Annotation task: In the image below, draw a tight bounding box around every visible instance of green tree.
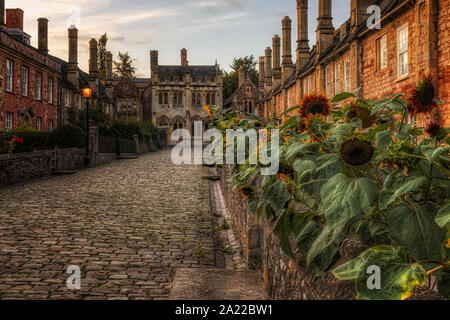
[113,52,137,78]
[98,33,108,78]
[223,55,259,101]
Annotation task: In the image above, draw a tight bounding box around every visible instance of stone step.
[169,268,267,300]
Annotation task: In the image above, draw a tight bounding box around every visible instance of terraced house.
[260,0,449,128]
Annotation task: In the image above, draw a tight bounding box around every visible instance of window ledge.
[394,74,409,83]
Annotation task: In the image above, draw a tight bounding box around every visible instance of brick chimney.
[181,48,188,66]
[238,66,246,88]
[67,26,79,88]
[272,35,281,89]
[37,18,48,53]
[89,38,98,79]
[296,0,310,71]
[106,51,113,79]
[0,0,5,29]
[6,8,23,30]
[258,56,265,92]
[282,16,294,82]
[150,50,159,83]
[350,0,372,31]
[264,47,272,95]
[316,0,334,56]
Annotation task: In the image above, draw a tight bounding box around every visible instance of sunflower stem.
[424,140,438,203]
[398,109,407,133]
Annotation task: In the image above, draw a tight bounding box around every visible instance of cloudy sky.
[8,0,351,77]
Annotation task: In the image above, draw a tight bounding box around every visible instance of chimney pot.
[106,51,113,79]
[37,18,48,53]
[6,8,24,31]
[181,48,188,66]
[258,56,265,91]
[238,66,246,88]
[316,0,334,56]
[89,38,99,78]
[297,0,310,71]
[0,0,5,28]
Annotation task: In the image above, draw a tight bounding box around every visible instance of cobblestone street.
[0,149,217,300]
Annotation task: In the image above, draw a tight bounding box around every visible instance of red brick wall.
[437,0,450,127]
[6,9,24,31]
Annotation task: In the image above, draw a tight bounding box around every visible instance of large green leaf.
[379,171,428,210]
[388,202,446,262]
[334,246,426,300]
[437,273,450,299]
[421,145,450,163]
[306,224,346,276]
[436,204,450,228]
[376,130,393,152]
[293,159,316,179]
[296,220,322,257]
[321,174,379,228]
[266,180,291,216]
[273,209,295,258]
[285,142,318,163]
[332,92,356,103]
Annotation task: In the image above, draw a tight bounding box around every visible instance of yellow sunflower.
[203,106,214,117]
[299,92,332,118]
[406,71,439,116]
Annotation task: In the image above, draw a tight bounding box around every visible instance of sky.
[8,0,351,78]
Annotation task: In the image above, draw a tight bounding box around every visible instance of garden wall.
[219,166,444,300]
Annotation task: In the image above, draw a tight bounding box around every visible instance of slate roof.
[158,65,218,81]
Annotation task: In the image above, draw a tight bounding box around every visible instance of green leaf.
[331,123,353,138]
[421,146,450,163]
[280,116,298,130]
[376,130,393,152]
[280,105,300,117]
[321,174,379,228]
[296,220,322,257]
[273,209,295,258]
[285,141,318,163]
[387,202,446,262]
[293,159,316,179]
[315,153,340,172]
[266,180,291,216]
[306,224,346,276]
[436,203,450,228]
[437,273,450,299]
[379,172,428,210]
[332,92,355,103]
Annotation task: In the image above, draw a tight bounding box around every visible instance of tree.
[113,52,137,78]
[223,55,260,101]
[98,33,108,78]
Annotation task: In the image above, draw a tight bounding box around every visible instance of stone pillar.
[238,66,246,88]
[297,0,310,71]
[181,48,188,66]
[89,126,99,165]
[350,0,373,31]
[67,27,79,88]
[37,18,49,53]
[89,38,99,78]
[282,16,294,82]
[316,0,335,57]
[106,51,113,79]
[150,50,159,83]
[264,47,272,95]
[0,0,5,29]
[259,56,265,92]
[272,35,281,89]
[133,134,140,154]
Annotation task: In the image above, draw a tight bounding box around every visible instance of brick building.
[260,0,449,128]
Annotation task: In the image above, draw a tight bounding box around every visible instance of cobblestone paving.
[0,149,216,300]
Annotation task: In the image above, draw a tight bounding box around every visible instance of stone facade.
[260,0,449,128]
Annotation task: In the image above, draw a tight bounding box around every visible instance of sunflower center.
[340,139,374,166]
[418,83,435,106]
[307,101,325,115]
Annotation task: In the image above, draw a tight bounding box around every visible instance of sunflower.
[239,188,252,199]
[280,174,289,184]
[425,122,447,141]
[203,106,214,117]
[340,137,374,166]
[297,117,306,133]
[299,92,332,118]
[406,71,439,116]
[303,113,328,142]
[345,102,374,129]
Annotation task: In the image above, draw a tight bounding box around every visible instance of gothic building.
[260,0,449,128]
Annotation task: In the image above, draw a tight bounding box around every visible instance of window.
[308,76,312,93]
[6,59,13,92]
[48,78,53,104]
[398,26,408,77]
[345,60,350,92]
[325,66,331,98]
[36,117,42,131]
[192,92,196,105]
[158,92,163,105]
[65,91,70,107]
[6,112,13,131]
[22,66,29,96]
[36,72,42,100]
[178,92,183,104]
[212,92,216,105]
[303,78,308,95]
[197,93,201,105]
[164,92,168,104]
[335,62,341,94]
[206,93,211,105]
[48,119,53,132]
[377,35,388,70]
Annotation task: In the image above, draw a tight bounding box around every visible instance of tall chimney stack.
[0,0,6,29]
[350,0,372,31]
[297,0,310,71]
[258,56,265,92]
[37,18,48,53]
[150,50,159,83]
[89,38,99,78]
[67,26,79,88]
[264,47,272,95]
[272,35,281,89]
[316,0,334,56]
[181,48,188,66]
[282,16,294,82]
[238,66,246,88]
[106,51,113,79]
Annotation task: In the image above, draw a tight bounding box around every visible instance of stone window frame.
[22,66,29,97]
[397,24,409,79]
[6,112,13,132]
[325,65,331,98]
[36,72,42,101]
[48,77,53,104]
[6,59,13,93]
[48,119,53,132]
[206,93,211,105]
[376,34,388,71]
[345,59,351,92]
[36,117,42,131]
[335,61,341,94]
[65,90,70,107]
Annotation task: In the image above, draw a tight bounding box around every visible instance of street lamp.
[82,87,92,168]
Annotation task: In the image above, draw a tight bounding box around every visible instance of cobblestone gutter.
[219,166,444,300]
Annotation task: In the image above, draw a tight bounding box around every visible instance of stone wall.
[219,166,444,300]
